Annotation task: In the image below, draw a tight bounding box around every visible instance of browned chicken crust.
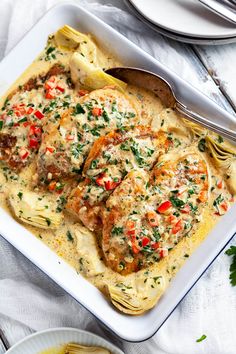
[102,152,209,274]
[66,127,169,232]
[37,87,139,184]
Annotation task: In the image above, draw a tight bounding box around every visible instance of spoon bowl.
[106,67,236,142]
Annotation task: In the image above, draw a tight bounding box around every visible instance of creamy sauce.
[0,27,235,314]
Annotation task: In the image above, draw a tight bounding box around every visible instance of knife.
[199,0,236,24]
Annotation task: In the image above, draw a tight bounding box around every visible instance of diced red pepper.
[13,104,26,117]
[198,190,208,203]
[19,149,29,160]
[142,237,150,247]
[159,249,168,258]
[132,243,140,254]
[34,110,44,120]
[157,200,172,213]
[217,180,223,189]
[104,179,120,191]
[167,214,177,223]
[95,173,105,187]
[92,107,103,116]
[152,242,160,250]
[181,204,190,214]
[220,201,228,212]
[29,137,39,149]
[23,121,30,127]
[29,125,42,136]
[146,211,159,227]
[78,89,89,97]
[172,220,182,234]
[46,146,55,153]
[27,107,34,115]
[44,76,56,90]
[56,85,65,93]
[126,220,136,236]
[48,181,56,191]
[45,89,55,99]
[14,123,20,127]
[66,135,75,141]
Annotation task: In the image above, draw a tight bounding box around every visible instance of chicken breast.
[66,127,169,231]
[37,87,139,184]
[102,151,209,274]
[0,64,74,171]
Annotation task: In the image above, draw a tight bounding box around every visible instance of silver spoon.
[106,67,236,142]
[199,0,236,25]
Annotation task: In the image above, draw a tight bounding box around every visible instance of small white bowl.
[5,327,124,354]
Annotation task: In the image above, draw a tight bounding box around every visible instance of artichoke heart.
[75,225,105,277]
[69,52,127,91]
[64,343,111,354]
[206,135,236,194]
[55,25,97,60]
[106,272,166,315]
[8,189,63,229]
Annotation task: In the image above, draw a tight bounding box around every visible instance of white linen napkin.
[0,1,236,353]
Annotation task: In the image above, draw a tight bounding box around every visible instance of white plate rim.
[128,0,236,39]
[5,327,124,354]
[125,0,236,45]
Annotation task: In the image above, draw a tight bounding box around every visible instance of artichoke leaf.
[8,188,63,229]
[69,52,126,91]
[206,135,236,194]
[55,25,97,61]
[74,225,105,277]
[182,119,208,137]
[106,284,144,315]
[106,271,166,315]
[65,343,111,354]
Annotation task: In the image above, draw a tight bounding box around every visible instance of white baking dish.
[0,2,236,342]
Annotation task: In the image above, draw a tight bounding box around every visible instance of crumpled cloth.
[0,1,236,353]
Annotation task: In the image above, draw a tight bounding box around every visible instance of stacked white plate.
[126,0,236,44]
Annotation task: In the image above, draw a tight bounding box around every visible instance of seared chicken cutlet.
[0,64,74,171]
[102,151,209,274]
[66,127,169,231]
[37,87,139,183]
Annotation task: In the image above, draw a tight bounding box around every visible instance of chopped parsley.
[17,192,23,200]
[71,143,85,158]
[46,218,51,226]
[90,159,98,169]
[66,230,74,242]
[169,196,185,209]
[111,226,124,235]
[74,103,85,115]
[198,138,206,152]
[196,334,207,343]
[225,245,236,286]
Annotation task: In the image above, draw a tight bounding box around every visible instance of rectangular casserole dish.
[0,2,236,342]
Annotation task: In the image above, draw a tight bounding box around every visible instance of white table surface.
[1,0,236,352]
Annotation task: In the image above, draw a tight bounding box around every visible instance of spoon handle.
[175,101,236,142]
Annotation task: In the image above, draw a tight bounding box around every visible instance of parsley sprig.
[225,245,236,286]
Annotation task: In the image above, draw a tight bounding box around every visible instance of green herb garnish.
[225,245,236,286]
[196,334,207,343]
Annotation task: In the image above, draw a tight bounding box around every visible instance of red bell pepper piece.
[157,200,172,213]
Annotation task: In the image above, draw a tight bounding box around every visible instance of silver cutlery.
[0,329,9,354]
[199,0,236,24]
[106,67,236,142]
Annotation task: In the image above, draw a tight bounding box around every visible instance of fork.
[199,0,236,24]
[0,329,9,354]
